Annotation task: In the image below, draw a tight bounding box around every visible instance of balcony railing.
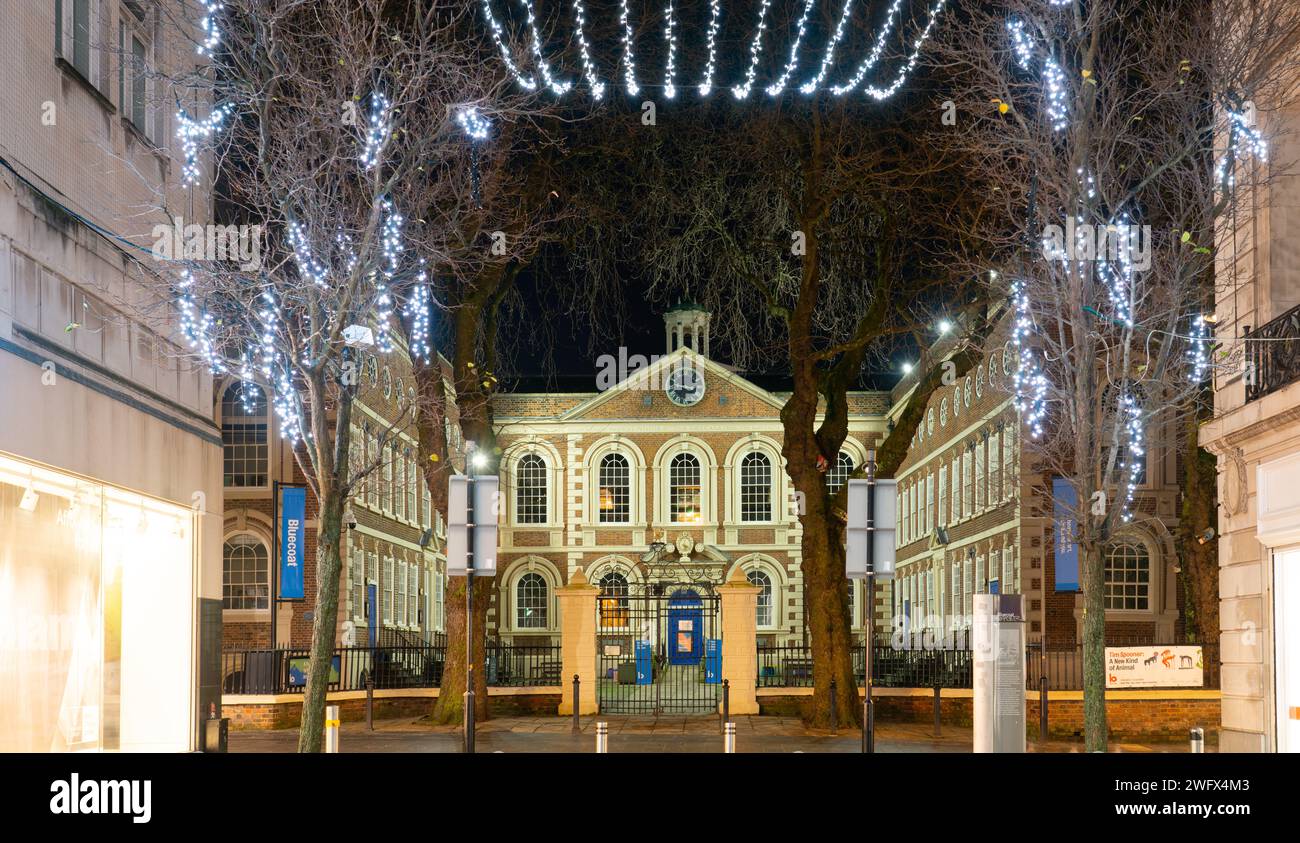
[1246,302,1300,402]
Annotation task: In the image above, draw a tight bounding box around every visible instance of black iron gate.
[595,582,722,714]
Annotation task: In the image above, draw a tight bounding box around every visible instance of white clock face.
[666,365,706,406]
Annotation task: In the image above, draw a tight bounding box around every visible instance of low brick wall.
[222,688,562,730]
[757,688,1220,741]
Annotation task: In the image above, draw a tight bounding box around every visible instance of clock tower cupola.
[664,302,711,359]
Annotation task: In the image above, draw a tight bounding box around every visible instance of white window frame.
[222,531,270,615]
[118,3,160,144]
[407,562,419,630]
[514,452,550,525]
[58,0,104,90]
[383,557,395,625]
[739,451,774,524]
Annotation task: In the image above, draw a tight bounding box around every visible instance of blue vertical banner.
[704,638,722,684]
[279,486,307,599]
[1052,477,1080,592]
[635,640,653,686]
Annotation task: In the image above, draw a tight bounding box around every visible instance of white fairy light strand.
[663,1,678,99]
[196,1,223,56]
[765,0,817,97]
[518,0,572,94]
[176,102,231,187]
[698,0,722,95]
[479,0,538,91]
[1011,276,1048,438]
[827,0,906,96]
[1188,314,1210,382]
[859,0,947,101]
[1118,391,1144,522]
[732,0,775,99]
[456,106,492,141]
[361,92,392,170]
[1215,107,1268,190]
[571,0,606,100]
[799,0,856,95]
[619,0,640,96]
[1005,18,1067,131]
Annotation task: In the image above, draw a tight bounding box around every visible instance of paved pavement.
[228,716,1211,753]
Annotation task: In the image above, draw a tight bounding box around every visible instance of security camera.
[1197,527,1216,545]
[344,504,358,531]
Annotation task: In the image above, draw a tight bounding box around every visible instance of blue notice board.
[1053,477,1080,592]
[635,640,653,685]
[704,638,722,684]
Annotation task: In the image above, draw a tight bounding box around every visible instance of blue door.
[667,590,704,665]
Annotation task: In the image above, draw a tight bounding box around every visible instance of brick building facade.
[218,347,454,654]
[489,304,890,645]
[886,313,1185,646]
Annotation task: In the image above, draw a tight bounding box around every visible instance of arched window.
[516,454,548,523]
[669,453,702,523]
[598,571,630,627]
[740,452,772,522]
[1104,542,1150,610]
[747,570,773,627]
[516,572,549,628]
[826,451,854,494]
[222,535,268,610]
[221,383,268,487]
[598,453,630,524]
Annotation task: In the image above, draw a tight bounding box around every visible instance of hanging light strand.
[765,0,818,97]
[732,0,775,99]
[698,0,723,95]
[571,0,606,99]
[827,0,907,96]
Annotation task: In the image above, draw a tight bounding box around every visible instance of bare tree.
[143,0,555,750]
[927,0,1300,750]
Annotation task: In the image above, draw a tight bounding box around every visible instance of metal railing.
[1246,301,1300,402]
[221,639,561,694]
[757,640,1220,691]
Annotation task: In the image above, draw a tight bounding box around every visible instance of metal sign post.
[847,452,896,755]
[448,473,499,755]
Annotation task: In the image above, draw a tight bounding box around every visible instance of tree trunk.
[1080,542,1108,752]
[429,576,492,725]
[297,481,345,752]
[800,521,862,728]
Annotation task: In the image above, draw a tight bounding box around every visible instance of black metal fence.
[221,639,562,694]
[758,640,1220,691]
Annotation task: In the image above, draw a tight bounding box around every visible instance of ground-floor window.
[0,451,196,751]
[223,534,268,610]
[1104,542,1150,610]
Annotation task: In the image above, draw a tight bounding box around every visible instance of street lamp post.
[863,449,876,754]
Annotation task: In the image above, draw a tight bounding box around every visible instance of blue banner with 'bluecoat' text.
[280,486,307,599]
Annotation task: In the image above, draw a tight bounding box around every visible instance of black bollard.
[933,679,941,737]
[572,674,581,734]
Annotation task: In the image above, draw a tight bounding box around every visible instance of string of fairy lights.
[474,0,950,100]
